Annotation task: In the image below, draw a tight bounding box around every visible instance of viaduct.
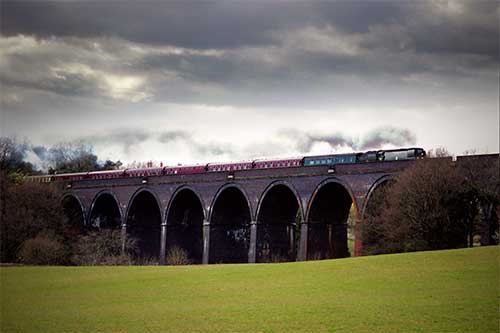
[60,155,498,265]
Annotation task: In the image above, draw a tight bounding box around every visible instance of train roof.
[379,147,425,152]
[253,156,303,162]
[125,167,163,172]
[303,153,359,159]
[52,171,89,176]
[87,169,126,174]
[207,160,253,166]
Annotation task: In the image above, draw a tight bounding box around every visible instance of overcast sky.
[1,1,498,167]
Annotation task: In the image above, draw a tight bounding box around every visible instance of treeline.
[0,136,192,265]
[362,152,499,255]
[0,137,133,264]
[0,178,141,265]
[0,137,123,181]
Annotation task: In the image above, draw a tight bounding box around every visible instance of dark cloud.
[1,2,293,49]
[1,1,497,109]
[2,1,497,58]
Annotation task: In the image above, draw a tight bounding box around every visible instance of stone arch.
[88,190,122,229]
[164,186,206,264]
[361,175,395,219]
[61,194,85,233]
[209,184,252,263]
[126,188,162,261]
[359,176,396,255]
[255,181,302,262]
[306,178,355,260]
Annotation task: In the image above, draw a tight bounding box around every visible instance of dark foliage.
[0,180,66,262]
[18,233,69,265]
[72,230,138,266]
[362,156,499,255]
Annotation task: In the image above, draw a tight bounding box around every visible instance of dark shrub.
[166,246,191,265]
[72,230,137,266]
[18,234,68,265]
[1,181,65,263]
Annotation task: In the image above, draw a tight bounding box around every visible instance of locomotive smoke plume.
[356,127,416,150]
[288,126,417,153]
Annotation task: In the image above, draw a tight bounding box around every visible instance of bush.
[72,229,137,266]
[100,254,133,266]
[133,256,159,266]
[166,246,191,265]
[18,234,68,265]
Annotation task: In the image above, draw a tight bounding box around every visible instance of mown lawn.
[1,246,498,332]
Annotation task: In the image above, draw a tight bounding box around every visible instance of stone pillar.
[202,220,210,264]
[328,223,333,258]
[159,223,167,265]
[354,217,363,256]
[120,223,127,254]
[297,221,308,261]
[289,223,296,260]
[248,221,258,263]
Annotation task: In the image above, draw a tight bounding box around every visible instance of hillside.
[1,247,498,332]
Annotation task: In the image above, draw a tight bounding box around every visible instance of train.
[28,147,426,183]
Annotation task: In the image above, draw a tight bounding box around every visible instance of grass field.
[1,247,498,332]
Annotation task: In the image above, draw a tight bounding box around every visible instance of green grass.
[1,247,498,332]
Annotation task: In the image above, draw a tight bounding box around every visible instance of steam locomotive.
[29,147,426,183]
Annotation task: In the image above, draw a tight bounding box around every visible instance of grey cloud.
[158,130,234,158]
[76,129,234,160]
[157,130,191,143]
[1,0,497,110]
[86,129,151,146]
[193,141,234,157]
[79,129,155,155]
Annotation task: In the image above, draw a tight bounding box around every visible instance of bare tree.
[48,141,99,174]
[456,154,499,245]
[362,157,473,255]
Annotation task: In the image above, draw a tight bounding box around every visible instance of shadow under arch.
[255,181,303,262]
[61,194,86,234]
[164,186,206,264]
[306,178,355,260]
[88,190,122,230]
[209,183,252,264]
[126,188,162,261]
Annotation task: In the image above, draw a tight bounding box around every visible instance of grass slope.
[1,247,498,332]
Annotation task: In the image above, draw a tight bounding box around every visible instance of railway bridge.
[61,159,416,265]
